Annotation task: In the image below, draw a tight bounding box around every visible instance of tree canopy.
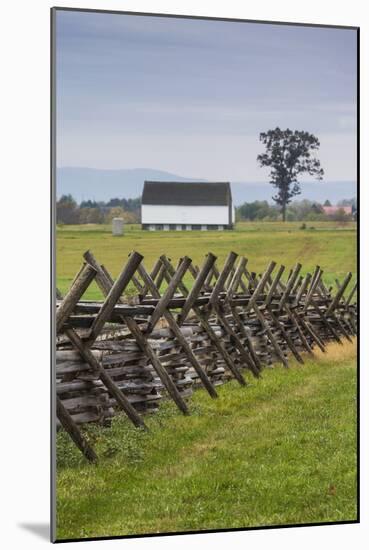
[257,128,324,220]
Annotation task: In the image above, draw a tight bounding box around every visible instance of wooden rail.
[55,249,357,462]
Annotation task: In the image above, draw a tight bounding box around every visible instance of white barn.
[141,181,235,231]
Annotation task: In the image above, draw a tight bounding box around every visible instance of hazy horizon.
[56,166,356,206]
[57,164,355,184]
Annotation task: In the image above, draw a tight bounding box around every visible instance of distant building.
[322,205,353,217]
[141,181,235,231]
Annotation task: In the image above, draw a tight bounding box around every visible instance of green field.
[56,220,357,539]
[56,341,357,540]
[56,221,357,299]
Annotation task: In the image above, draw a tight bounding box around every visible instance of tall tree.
[56,194,79,224]
[257,128,324,221]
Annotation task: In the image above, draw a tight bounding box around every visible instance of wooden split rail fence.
[55,250,357,462]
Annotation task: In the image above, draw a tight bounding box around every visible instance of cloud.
[55,10,357,180]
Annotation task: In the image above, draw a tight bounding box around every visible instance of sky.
[55,10,357,182]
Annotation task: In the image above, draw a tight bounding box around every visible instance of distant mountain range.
[56,167,357,206]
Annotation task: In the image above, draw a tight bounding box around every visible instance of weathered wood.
[138,259,162,298]
[137,263,218,398]
[147,256,192,333]
[297,316,326,353]
[188,262,199,280]
[205,257,260,377]
[64,327,148,430]
[240,263,290,367]
[160,255,246,386]
[56,349,104,361]
[225,266,236,290]
[253,306,289,368]
[304,287,342,346]
[278,263,302,311]
[131,274,145,294]
[178,253,217,324]
[326,272,352,316]
[56,264,97,333]
[292,275,304,295]
[345,282,357,308]
[70,302,156,317]
[214,303,260,376]
[270,265,317,355]
[208,251,238,306]
[202,263,220,292]
[266,308,304,364]
[56,396,98,462]
[124,317,190,414]
[303,267,322,312]
[245,261,276,313]
[56,248,357,449]
[294,273,312,306]
[87,251,144,343]
[227,257,249,299]
[84,251,190,415]
[265,265,285,307]
[230,305,262,372]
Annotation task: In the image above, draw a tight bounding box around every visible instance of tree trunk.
[282,202,286,222]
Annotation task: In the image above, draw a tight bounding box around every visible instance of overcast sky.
[55,10,357,181]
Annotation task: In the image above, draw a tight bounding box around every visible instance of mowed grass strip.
[56,340,357,540]
[56,221,356,299]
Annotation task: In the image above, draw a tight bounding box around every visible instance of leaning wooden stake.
[87,250,145,344]
[64,327,148,430]
[241,262,290,368]
[326,272,352,317]
[304,269,342,347]
[84,250,190,415]
[261,265,304,364]
[208,253,261,377]
[178,253,218,325]
[57,280,148,450]
[226,258,262,373]
[56,263,97,333]
[146,256,192,333]
[56,396,97,463]
[270,264,317,355]
[160,255,247,386]
[137,263,218,399]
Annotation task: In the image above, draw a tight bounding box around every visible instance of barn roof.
[142,181,232,206]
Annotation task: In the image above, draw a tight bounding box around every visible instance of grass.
[56,219,357,538]
[56,340,357,540]
[56,221,357,299]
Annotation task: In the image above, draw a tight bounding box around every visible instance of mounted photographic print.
[51,7,358,542]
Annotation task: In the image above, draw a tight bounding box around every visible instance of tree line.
[56,193,356,225]
[56,195,141,225]
[236,198,356,222]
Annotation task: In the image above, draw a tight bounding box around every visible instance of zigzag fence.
[55,250,357,462]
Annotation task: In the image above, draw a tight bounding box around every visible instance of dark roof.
[142,181,232,206]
